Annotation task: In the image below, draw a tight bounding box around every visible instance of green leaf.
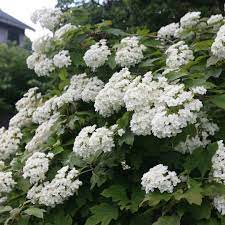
[101,185,129,210]
[175,179,203,205]
[210,94,225,110]
[24,207,45,219]
[85,203,119,225]
[190,200,212,220]
[184,142,218,177]
[104,28,128,36]
[116,112,131,128]
[194,39,213,51]
[203,183,225,197]
[129,188,145,213]
[141,192,173,207]
[152,215,180,225]
[107,54,116,69]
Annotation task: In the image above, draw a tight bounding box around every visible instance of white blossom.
[164,41,194,73]
[121,161,131,170]
[191,86,207,95]
[55,23,77,39]
[83,39,111,71]
[115,36,146,67]
[23,152,54,184]
[26,113,60,152]
[73,125,115,159]
[180,12,201,29]
[27,53,40,70]
[0,127,23,160]
[213,195,225,215]
[157,23,179,40]
[175,115,219,154]
[31,8,62,31]
[32,35,52,54]
[27,166,82,207]
[34,56,55,77]
[141,164,180,193]
[95,68,133,117]
[0,172,15,202]
[53,50,72,68]
[211,24,225,60]
[81,77,104,103]
[212,140,225,184]
[207,14,224,25]
[9,88,42,128]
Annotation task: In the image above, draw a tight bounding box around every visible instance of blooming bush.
[1,7,225,225]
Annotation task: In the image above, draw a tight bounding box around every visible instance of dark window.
[7,30,19,44]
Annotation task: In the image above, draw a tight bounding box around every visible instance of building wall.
[0,26,8,43]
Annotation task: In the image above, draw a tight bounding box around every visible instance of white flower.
[213,195,225,215]
[73,125,115,159]
[81,77,104,103]
[27,166,82,207]
[121,161,131,170]
[32,35,52,54]
[26,113,60,152]
[83,39,111,71]
[180,12,201,29]
[212,140,225,184]
[117,129,125,136]
[0,172,15,200]
[34,56,54,77]
[141,164,181,193]
[175,115,219,154]
[31,8,62,31]
[0,127,23,160]
[207,14,224,25]
[53,50,72,68]
[191,86,207,95]
[164,41,194,73]
[27,53,40,69]
[23,152,54,184]
[55,23,77,39]
[115,36,146,67]
[157,23,179,40]
[95,68,133,117]
[9,87,42,128]
[211,24,225,60]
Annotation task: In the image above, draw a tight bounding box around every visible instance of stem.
[79,168,93,176]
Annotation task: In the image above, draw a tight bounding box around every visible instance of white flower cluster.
[27,166,82,207]
[9,87,42,128]
[73,125,115,159]
[26,113,60,152]
[53,50,72,68]
[211,24,225,60]
[175,115,219,154]
[83,39,111,71]
[31,7,62,31]
[164,41,194,73]
[95,68,132,117]
[55,23,77,39]
[23,152,54,184]
[174,12,201,37]
[124,72,204,138]
[212,140,225,184]
[115,36,146,67]
[157,23,179,40]
[213,195,225,215]
[0,171,15,205]
[207,14,224,26]
[31,35,52,54]
[33,74,104,124]
[0,127,23,161]
[141,164,180,193]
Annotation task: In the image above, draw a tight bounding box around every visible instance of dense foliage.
[58,0,224,31]
[0,43,41,126]
[1,6,225,225]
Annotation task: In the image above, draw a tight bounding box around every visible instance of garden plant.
[1,7,225,225]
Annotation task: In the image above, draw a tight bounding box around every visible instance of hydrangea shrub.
[1,8,225,225]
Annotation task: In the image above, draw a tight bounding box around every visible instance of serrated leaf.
[130,187,145,213]
[194,39,213,51]
[101,185,129,210]
[24,207,45,219]
[85,203,119,225]
[152,215,180,225]
[141,192,173,207]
